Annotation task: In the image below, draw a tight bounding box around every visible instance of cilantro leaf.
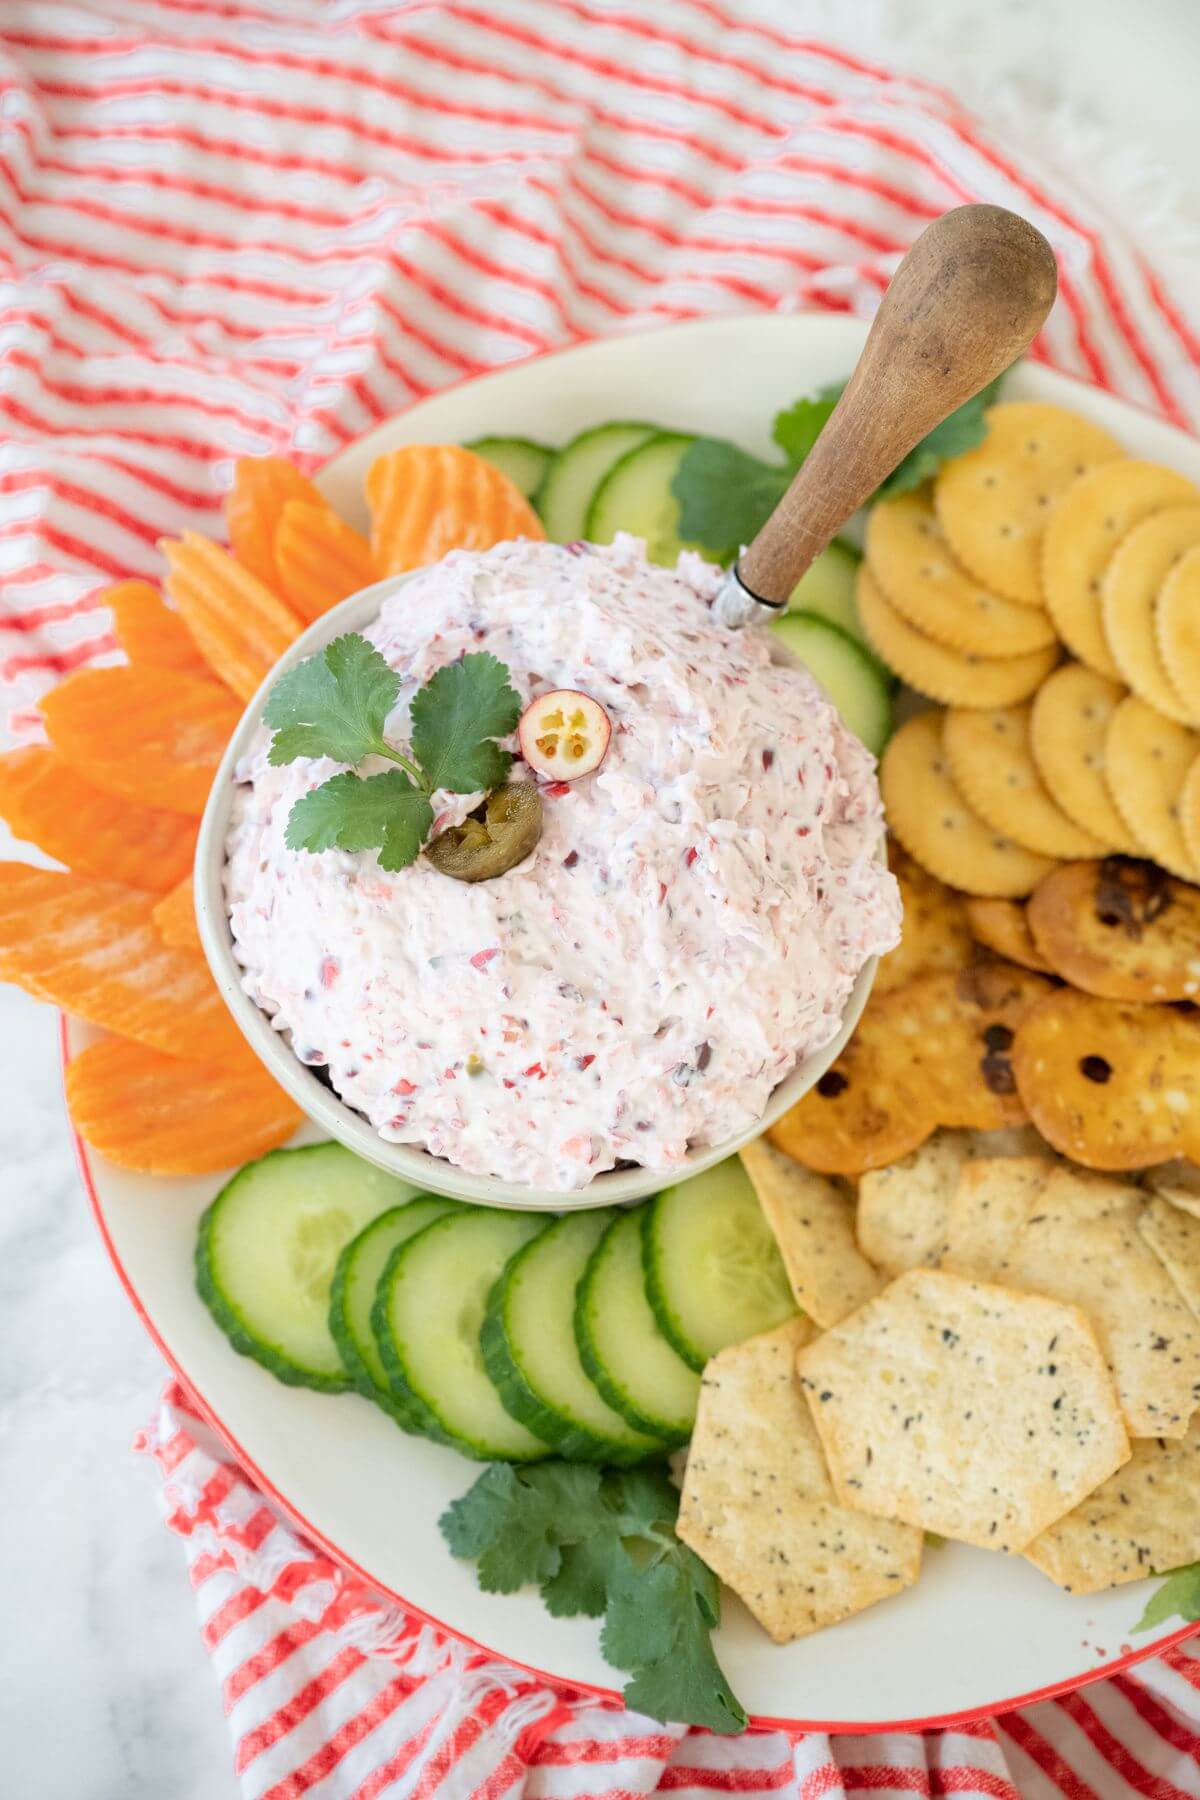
[771,382,842,465]
[439,1460,747,1734]
[265,633,400,768]
[284,769,433,872]
[1133,1561,1200,1634]
[410,652,520,795]
[671,439,789,560]
[879,374,1004,496]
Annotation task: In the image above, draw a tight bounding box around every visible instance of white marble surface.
[2,5,1198,1796]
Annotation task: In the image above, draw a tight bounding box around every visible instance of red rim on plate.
[63,1018,1196,1734]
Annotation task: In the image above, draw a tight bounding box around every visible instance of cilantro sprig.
[1133,1560,1200,1635]
[440,1461,747,1733]
[672,372,1006,558]
[264,633,521,873]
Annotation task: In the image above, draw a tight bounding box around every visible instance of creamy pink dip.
[225,535,899,1189]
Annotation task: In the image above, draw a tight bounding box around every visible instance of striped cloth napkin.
[3,2,1199,1793]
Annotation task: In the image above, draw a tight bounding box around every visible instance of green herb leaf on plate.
[284,769,434,873]
[265,633,401,768]
[771,382,843,465]
[1133,1561,1200,1634]
[409,651,521,795]
[671,440,789,559]
[879,374,1005,496]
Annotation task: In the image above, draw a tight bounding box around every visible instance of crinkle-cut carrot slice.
[0,746,196,891]
[153,873,201,952]
[275,499,380,622]
[225,456,325,590]
[0,864,247,1063]
[366,443,545,576]
[161,533,304,703]
[66,1035,301,1175]
[106,579,214,680]
[41,665,239,815]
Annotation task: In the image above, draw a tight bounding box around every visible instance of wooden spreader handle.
[737,204,1058,607]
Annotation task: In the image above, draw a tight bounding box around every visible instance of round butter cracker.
[935,402,1123,607]
[1028,664,1138,853]
[1102,505,1200,727]
[1105,694,1200,881]
[857,566,1058,709]
[944,703,1110,860]
[1041,460,1198,678]
[866,490,1057,657]
[1156,543,1200,729]
[963,897,1051,973]
[1181,753,1200,874]
[881,710,1058,898]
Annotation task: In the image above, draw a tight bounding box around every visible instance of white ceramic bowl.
[196,575,880,1210]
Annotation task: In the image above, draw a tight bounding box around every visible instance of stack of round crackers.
[859,401,1200,894]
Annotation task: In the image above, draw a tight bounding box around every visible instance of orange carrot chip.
[225,456,324,591]
[41,664,240,815]
[275,499,379,623]
[66,1035,300,1175]
[105,579,214,680]
[162,533,303,702]
[366,443,545,576]
[0,863,246,1064]
[153,873,201,953]
[0,745,196,891]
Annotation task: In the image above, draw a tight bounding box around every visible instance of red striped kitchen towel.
[5,1,1199,1793]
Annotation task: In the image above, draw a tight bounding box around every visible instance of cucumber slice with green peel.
[373,1209,550,1461]
[196,1144,423,1393]
[787,541,863,639]
[575,1210,699,1443]
[463,436,552,501]
[537,421,658,542]
[642,1157,796,1373]
[585,432,726,567]
[481,1210,670,1464]
[328,1196,460,1426]
[771,610,893,755]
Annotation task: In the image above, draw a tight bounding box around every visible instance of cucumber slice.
[787,541,864,640]
[537,421,658,542]
[481,1210,669,1464]
[464,435,552,501]
[575,1211,699,1443]
[642,1157,796,1373]
[585,431,725,567]
[196,1144,423,1393]
[328,1196,460,1426]
[373,1209,550,1461]
[771,610,893,755]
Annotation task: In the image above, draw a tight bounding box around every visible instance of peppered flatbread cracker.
[1102,506,1200,727]
[1026,1419,1200,1593]
[943,704,1110,860]
[1027,858,1200,1002]
[1105,697,1200,882]
[963,898,1051,973]
[858,568,1058,709]
[882,711,1058,899]
[676,1320,923,1643]
[740,1137,881,1327]
[768,963,1052,1176]
[1139,1196,1200,1322]
[1028,664,1139,853]
[1149,1162,1200,1220]
[935,403,1123,607]
[866,490,1057,656]
[856,1131,975,1276]
[945,1160,1200,1438]
[795,1268,1129,1552]
[1013,989,1200,1171]
[874,843,976,997]
[1158,544,1200,726]
[1041,460,1198,677]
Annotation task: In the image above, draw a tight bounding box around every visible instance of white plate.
[79,315,1200,1730]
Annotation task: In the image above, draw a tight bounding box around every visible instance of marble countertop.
[2,5,1198,1794]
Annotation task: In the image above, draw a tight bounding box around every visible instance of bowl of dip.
[196,532,898,1209]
